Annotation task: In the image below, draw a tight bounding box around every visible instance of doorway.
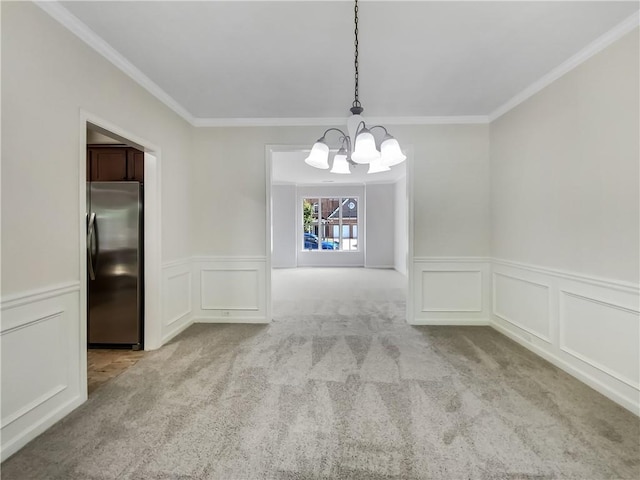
[79,112,162,398]
[266,146,412,322]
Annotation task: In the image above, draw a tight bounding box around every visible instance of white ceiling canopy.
[54,1,639,122]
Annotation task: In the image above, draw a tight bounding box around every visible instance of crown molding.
[489,10,640,122]
[35,1,196,126]
[37,1,638,128]
[192,115,489,127]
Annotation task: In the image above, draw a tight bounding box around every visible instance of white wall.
[405,124,491,325]
[1,2,194,460]
[365,183,395,268]
[491,29,639,284]
[394,176,408,274]
[407,124,491,258]
[272,184,297,268]
[191,125,490,259]
[490,28,640,414]
[191,124,490,327]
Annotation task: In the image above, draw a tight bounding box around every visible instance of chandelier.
[304,0,406,175]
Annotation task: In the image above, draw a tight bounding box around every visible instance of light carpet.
[2,268,638,479]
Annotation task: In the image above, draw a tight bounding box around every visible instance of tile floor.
[87,349,145,395]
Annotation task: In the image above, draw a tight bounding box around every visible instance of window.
[302,197,359,251]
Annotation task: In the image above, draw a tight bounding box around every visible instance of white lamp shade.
[351,130,380,164]
[330,153,351,174]
[304,141,330,169]
[380,137,406,166]
[367,157,391,174]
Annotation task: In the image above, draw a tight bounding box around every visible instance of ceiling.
[53,1,639,122]
[273,151,406,185]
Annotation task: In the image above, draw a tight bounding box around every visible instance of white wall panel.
[493,272,551,342]
[421,271,482,312]
[161,260,193,344]
[201,269,259,310]
[560,291,639,390]
[1,312,67,426]
[193,257,268,323]
[412,259,490,325]
[1,285,84,461]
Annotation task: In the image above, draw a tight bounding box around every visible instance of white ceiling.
[54,1,639,122]
[272,150,406,185]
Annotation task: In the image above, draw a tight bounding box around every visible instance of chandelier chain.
[353,0,360,108]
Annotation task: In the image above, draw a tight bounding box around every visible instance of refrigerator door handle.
[87,212,97,281]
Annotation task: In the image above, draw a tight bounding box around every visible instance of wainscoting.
[491,259,639,415]
[161,256,271,343]
[411,257,491,325]
[0,283,84,461]
[2,255,637,461]
[161,259,193,344]
[192,256,268,324]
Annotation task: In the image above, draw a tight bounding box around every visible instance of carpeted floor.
[2,268,638,479]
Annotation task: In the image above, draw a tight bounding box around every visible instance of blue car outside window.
[304,233,338,250]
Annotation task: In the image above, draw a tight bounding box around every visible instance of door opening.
[80,113,162,399]
[266,146,412,322]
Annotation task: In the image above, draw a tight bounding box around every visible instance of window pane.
[321,198,340,249]
[302,198,319,250]
[342,198,358,250]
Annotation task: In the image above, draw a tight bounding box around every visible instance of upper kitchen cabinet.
[127,149,144,182]
[88,145,144,182]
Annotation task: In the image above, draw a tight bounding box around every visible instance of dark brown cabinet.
[128,150,144,182]
[87,145,144,182]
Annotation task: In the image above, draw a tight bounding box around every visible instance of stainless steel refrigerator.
[87,182,143,349]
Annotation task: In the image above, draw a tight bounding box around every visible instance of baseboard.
[194,316,270,325]
[1,394,84,462]
[161,316,194,344]
[408,318,490,326]
[491,321,639,416]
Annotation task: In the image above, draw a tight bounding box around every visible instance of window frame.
[300,196,360,252]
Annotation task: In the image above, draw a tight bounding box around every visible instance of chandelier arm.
[368,125,389,136]
[354,120,367,138]
[321,127,348,141]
